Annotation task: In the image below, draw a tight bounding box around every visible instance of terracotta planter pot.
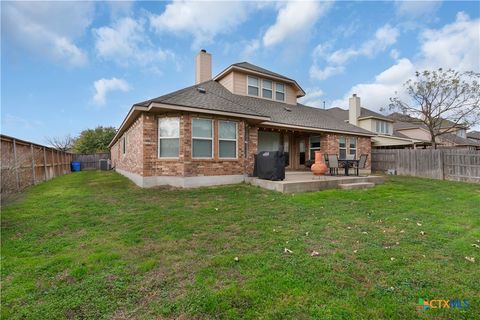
[311,151,328,176]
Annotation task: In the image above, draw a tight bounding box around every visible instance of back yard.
[1,171,479,319]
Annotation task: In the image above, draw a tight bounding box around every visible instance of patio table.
[339,159,359,176]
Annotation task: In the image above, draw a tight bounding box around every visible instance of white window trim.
[309,136,321,160]
[158,117,180,159]
[261,79,273,100]
[247,76,259,97]
[275,82,285,102]
[192,118,213,159]
[218,120,238,160]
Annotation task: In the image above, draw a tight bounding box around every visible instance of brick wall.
[114,111,259,178]
[111,115,144,174]
[111,110,371,178]
[319,133,371,169]
[357,136,372,169]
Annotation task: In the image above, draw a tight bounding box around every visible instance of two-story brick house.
[109,50,374,188]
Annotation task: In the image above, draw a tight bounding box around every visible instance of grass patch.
[2,171,479,319]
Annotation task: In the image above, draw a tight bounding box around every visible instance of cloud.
[310,24,400,80]
[2,2,93,66]
[241,39,261,58]
[149,0,252,47]
[93,17,174,72]
[263,1,333,47]
[330,12,480,111]
[298,87,325,108]
[417,11,479,71]
[93,78,130,106]
[395,0,442,18]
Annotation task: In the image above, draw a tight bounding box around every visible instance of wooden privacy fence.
[72,153,110,170]
[372,149,480,183]
[1,134,73,194]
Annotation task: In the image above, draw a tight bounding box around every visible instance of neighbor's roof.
[327,107,392,122]
[467,131,480,140]
[439,132,480,147]
[214,61,306,97]
[110,80,373,146]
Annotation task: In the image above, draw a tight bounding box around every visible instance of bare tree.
[46,135,75,152]
[387,69,480,149]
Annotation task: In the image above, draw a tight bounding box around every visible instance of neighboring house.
[467,131,480,147]
[388,113,479,149]
[327,96,426,149]
[109,50,374,188]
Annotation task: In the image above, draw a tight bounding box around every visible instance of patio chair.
[353,154,368,176]
[327,154,339,175]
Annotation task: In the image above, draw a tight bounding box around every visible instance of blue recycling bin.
[71,161,81,172]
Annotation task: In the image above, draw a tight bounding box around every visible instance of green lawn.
[1,171,479,319]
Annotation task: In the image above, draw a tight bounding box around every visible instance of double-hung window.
[339,136,347,159]
[275,83,285,101]
[219,121,237,158]
[192,118,213,158]
[309,136,321,160]
[349,137,357,157]
[339,136,357,159]
[158,117,180,158]
[247,76,259,96]
[262,80,272,99]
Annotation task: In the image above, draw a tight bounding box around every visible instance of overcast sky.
[2,0,479,144]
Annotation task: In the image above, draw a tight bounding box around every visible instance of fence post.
[43,147,48,181]
[30,144,36,184]
[12,139,20,191]
[439,149,445,180]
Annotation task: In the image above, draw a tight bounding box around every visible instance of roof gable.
[214,61,306,97]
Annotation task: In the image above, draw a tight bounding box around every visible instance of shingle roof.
[439,132,480,146]
[232,62,295,82]
[139,80,372,136]
[327,107,392,122]
[467,131,480,140]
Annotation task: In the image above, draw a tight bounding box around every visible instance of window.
[219,121,237,158]
[349,137,357,157]
[339,136,357,159]
[309,136,321,160]
[275,83,285,101]
[375,120,391,135]
[262,79,272,99]
[247,76,259,96]
[158,117,179,158]
[339,136,347,159]
[121,136,126,155]
[258,131,281,151]
[192,118,213,158]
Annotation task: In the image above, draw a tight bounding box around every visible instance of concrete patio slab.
[245,171,385,193]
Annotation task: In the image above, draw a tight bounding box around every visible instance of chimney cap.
[200,49,207,53]
[352,93,357,97]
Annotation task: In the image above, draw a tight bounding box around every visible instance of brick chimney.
[195,49,212,84]
[349,94,361,126]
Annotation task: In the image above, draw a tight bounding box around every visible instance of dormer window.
[247,76,259,96]
[275,83,285,101]
[262,79,272,99]
[375,120,391,135]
